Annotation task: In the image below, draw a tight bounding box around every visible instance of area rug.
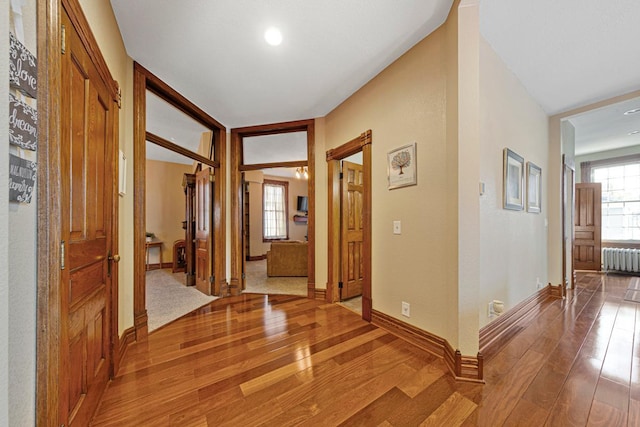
[146,269,218,332]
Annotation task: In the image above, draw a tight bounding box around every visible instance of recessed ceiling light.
[264,27,282,46]
[624,107,640,115]
[629,130,640,135]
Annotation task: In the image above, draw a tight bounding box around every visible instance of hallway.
[91,273,640,426]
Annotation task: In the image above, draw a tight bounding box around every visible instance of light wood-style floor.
[91,273,640,426]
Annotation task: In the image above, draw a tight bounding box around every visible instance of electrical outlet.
[488,301,494,317]
[401,301,410,317]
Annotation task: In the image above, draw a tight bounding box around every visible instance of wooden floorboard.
[92,274,640,426]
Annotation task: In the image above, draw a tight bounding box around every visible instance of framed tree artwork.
[503,148,524,210]
[527,161,542,213]
[387,143,417,189]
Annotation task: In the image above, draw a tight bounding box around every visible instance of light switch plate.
[393,220,401,235]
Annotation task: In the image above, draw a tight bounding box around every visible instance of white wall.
[6,0,38,424]
[479,37,549,327]
[1,2,10,424]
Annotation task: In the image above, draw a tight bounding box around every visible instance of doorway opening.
[326,130,373,320]
[231,120,316,298]
[133,63,227,340]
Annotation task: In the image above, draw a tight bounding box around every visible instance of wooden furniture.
[145,240,163,271]
[172,240,186,273]
[183,173,196,286]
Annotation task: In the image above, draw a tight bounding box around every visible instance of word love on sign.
[9,154,37,204]
[9,93,37,151]
[9,32,38,99]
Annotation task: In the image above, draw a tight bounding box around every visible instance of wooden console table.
[145,240,163,271]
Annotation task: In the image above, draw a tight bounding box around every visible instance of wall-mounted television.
[297,196,308,213]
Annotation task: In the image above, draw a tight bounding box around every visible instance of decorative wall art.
[9,153,37,203]
[387,143,417,189]
[527,161,542,213]
[9,32,38,99]
[9,93,37,150]
[503,148,524,210]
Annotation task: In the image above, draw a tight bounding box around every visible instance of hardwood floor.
[92,273,640,426]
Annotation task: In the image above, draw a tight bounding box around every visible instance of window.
[584,155,640,241]
[263,179,288,240]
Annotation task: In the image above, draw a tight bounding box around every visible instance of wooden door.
[574,183,602,271]
[60,8,116,426]
[195,167,213,295]
[341,161,364,300]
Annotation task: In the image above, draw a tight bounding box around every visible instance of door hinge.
[242,273,246,280]
[338,281,343,289]
[210,173,215,183]
[209,275,215,283]
[339,172,343,180]
[60,240,65,270]
[61,24,66,54]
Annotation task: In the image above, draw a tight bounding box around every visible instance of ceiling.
[479,0,640,155]
[112,0,640,163]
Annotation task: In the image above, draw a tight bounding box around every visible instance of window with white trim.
[263,180,288,240]
[584,155,640,241]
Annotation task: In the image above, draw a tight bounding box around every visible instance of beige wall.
[146,160,192,264]
[478,37,549,328]
[320,6,460,346]
[79,0,135,335]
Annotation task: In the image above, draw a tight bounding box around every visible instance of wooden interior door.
[60,7,116,426]
[195,167,214,295]
[183,173,196,286]
[341,161,364,300]
[574,183,602,271]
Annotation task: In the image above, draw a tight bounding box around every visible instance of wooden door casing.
[341,161,364,300]
[60,6,115,426]
[195,167,213,295]
[574,183,602,271]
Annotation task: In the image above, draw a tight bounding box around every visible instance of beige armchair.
[266,241,308,277]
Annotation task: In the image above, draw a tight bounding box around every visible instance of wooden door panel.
[195,168,213,295]
[61,7,115,426]
[574,183,601,271]
[341,161,364,300]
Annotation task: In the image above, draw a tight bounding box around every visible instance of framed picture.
[387,143,417,189]
[527,161,542,213]
[503,148,524,210]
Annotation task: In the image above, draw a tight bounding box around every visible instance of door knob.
[109,254,121,263]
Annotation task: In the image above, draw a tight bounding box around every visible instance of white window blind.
[263,181,288,240]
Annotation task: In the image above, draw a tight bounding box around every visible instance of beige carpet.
[339,296,363,315]
[146,269,218,332]
[244,259,307,296]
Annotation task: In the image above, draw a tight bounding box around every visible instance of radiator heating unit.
[602,248,640,273]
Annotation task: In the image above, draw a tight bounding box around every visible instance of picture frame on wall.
[527,161,542,213]
[503,148,524,210]
[387,143,417,190]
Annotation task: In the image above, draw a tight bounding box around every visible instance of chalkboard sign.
[9,93,37,151]
[9,32,38,99]
[9,154,37,203]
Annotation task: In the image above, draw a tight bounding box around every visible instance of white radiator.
[602,248,640,273]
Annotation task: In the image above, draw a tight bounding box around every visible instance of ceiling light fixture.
[295,166,308,180]
[624,107,640,115]
[264,27,282,46]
